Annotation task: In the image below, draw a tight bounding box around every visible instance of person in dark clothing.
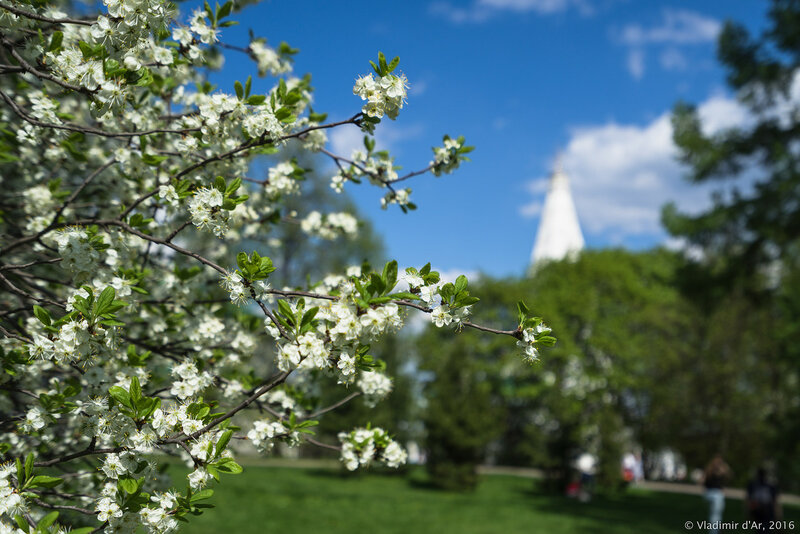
[747,468,780,530]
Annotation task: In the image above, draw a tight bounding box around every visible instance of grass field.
[169,463,800,534]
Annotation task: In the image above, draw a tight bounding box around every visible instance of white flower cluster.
[169,361,214,400]
[20,406,47,433]
[266,389,299,414]
[100,0,174,48]
[28,90,62,126]
[353,73,408,120]
[96,496,123,523]
[158,184,181,208]
[431,136,465,176]
[28,320,90,365]
[138,491,180,534]
[357,371,393,407]
[53,228,102,281]
[246,419,286,453]
[242,107,285,141]
[21,184,57,232]
[220,271,248,306]
[150,406,201,439]
[250,41,292,77]
[276,331,327,371]
[399,267,472,329]
[330,148,399,197]
[338,427,407,471]
[430,304,471,328]
[188,186,229,237]
[300,211,358,239]
[264,162,300,198]
[380,188,412,210]
[0,462,25,520]
[517,322,551,362]
[80,399,155,452]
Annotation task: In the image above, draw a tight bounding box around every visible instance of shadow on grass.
[520,482,724,534]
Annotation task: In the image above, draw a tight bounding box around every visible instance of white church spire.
[530,159,584,268]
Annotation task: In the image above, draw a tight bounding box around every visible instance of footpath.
[477,465,800,506]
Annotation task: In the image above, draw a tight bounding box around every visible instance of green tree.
[419,327,504,490]
[666,0,800,489]
[416,249,693,492]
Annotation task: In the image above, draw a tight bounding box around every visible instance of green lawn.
[170,463,798,534]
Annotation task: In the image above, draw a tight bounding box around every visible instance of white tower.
[530,160,584,268]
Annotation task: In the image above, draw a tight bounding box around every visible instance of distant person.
[576,452,596,502]
[702,454,731,533]
[746,468,780,530]
[622,452,636,484]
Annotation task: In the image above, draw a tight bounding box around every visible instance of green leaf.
[234,80,243,99]
[190,488,214,502]
[244,75,252,98]
[14,515,28,533]
[94,286,115,316]
[15,457,23,486]
[378,52,388,75]
[33,305,51,326]
[454,275,468,295]
[215,458,242,474]
[382,260,398,293]
[386,55,399,74]
[26,475,63,489]
[218,0,232,19]
[277,300,295,325]
[48,31,63,52]
[25,452,33,481]
[300,307,318,327]
[108,386,132,408]
[141,153,168,166]
[236,252,248,271]
[246,95,266,105]
[214,430,233,458]
[129,376,142,404]
[537,336,557,347]
[385,292,419,301]
[37,511,59,530]
[118,476,138,494]
[214,176,226,192]
[369,60,381,76]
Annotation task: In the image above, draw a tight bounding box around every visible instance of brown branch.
[175,113,362,179]
[0,90,201,138]
[34,443,124,468]
[305,392,361,420]
[1,37,92,94]
[162,370,292,443]
[305,437,341,452]
[0,1,94,26]
[31,498,95,516]
[0,258,62,272]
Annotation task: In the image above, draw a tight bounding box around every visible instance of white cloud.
[620,9,720,46]
[627,49,645,80]
[431,0,591,24]
[519,93,750,239]
[409,79,428,97]
[615,9,720,79]
[660,47,688,71]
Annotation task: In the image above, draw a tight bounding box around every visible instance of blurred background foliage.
[245,0,800,496]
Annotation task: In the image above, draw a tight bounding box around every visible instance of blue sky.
[203,0,769,278]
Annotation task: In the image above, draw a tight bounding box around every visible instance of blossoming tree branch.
[0,0,556,532]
